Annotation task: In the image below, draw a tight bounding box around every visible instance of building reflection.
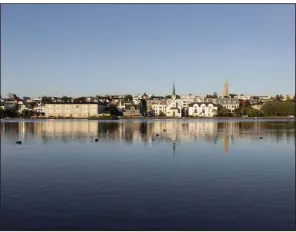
[1,120,295,154]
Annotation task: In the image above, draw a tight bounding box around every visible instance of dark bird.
[163,130,166,132]
[16,141,22,145]
[259,137,263,139]
[156,134,159,136]
[95,139,98,142]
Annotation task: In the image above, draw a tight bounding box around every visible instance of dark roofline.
[149,96,165,99]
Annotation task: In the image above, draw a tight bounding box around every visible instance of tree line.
[218,99,296,117]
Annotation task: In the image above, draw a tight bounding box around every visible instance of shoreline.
[1,116,295,121]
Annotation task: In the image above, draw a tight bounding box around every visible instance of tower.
[222,80,229,97]
[172,83,176,100]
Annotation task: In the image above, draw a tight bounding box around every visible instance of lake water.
[1,119,295,230]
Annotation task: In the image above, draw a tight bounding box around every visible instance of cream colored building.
[216,97,240,113]
[188,102,218,117]
[45,103,99,118]
[148,99,167,116]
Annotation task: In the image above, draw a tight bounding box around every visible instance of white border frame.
[1,0,296,4]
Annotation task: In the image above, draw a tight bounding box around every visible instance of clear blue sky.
[2,4,295,97]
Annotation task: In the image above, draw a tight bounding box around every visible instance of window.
[194,109,197,113]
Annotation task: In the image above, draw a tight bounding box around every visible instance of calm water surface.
[1,119,295,230]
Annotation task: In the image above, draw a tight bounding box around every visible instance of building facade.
[45,103,99,118]
[180,94,202,108]
[188,102,218,117]
[123,105,140,116]
[149,99,167,116]
[217,97,240,112]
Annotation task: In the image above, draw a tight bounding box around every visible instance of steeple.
[172,83,176,96]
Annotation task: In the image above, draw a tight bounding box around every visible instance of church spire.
[172,82,176,96]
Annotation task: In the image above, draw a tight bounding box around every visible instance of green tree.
[217,104,230,117]
[26,102,38,109]
[124,95,133,101]
[262,101,295,116]
[62,96,71,103]
[108,104,119,116]
[275,95,283,102]
[140,99,147,116]
[0,108,4,118]
[73,97,87,104]
[42,96,52,104]
[165,95,180,99]
[159,111,166,117]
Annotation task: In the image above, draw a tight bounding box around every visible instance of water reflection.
[1,119,295,230]
[1,119,295,154]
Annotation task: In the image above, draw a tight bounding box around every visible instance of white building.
[112,99,133,112]
[150,99,167,116]
[180,94,204,108]
[165,84,183,117]
[282,94,294,101]
[34,104,46,114]
[45,103,99,118]
[235,94,251,100]
[250,102,264,111]
[188,102,218,117]
[251,95,273,103]
[17,102,27,113]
